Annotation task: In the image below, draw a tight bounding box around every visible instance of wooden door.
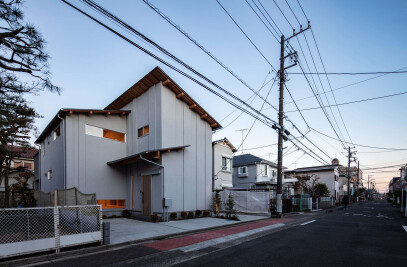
[142,175,152,215]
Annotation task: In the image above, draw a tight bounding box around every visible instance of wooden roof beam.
[162,79,171,86]
[210,123,218,128]
[88,111,93,116]
[105,112,111,117]
[189,104,197,109]
[176,92,185,99]
[120,112,126,117]
[67,110,73,116]
[200,114,208,119]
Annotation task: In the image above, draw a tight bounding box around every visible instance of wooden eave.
[104,66,222,130]
[107,145,190,167]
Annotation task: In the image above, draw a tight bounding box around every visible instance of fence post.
[54,190,58,207]
[316,198,319,209]
[246,190,248,212]
[54,207,60,253]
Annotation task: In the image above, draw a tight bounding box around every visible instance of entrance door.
[142,175,152,215]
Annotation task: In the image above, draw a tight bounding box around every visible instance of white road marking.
[403,226,407,232]
[300,220,316,226]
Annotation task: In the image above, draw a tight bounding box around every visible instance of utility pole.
[236,128,247,154]
[276,23,310,218]
[347,147,351,198]
[357,161,360,203]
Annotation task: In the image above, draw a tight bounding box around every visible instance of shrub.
[111,215,117,218]
[187,211,194,219]
[122,209,131,218]
[102,215,107,219]
[203,210,210,217]
[195,210,202,217]
[170,212,177,220]
[211,191,222,217]
[181,211,188,219]
[224,193,237,219]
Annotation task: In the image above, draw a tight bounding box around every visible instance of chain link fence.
[0,205,102,259]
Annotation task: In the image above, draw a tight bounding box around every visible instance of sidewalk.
[106,214,269,244]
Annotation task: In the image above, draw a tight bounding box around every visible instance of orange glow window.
[138,125,149,137]
[97,200,125,209]
[103,129,125,142]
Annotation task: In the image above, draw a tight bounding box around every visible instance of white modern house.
[35,67,221,217]
[212,138,237,190]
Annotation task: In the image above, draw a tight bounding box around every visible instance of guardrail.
[0,205,102,259]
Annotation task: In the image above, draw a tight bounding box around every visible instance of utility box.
[163,198,172,207]
[103,222,110,245]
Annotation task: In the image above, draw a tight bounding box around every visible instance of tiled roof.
[233,154,277,168]
[7,145,38,159]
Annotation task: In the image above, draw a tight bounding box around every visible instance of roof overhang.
[107,145,190,167]
[105,67,221,131]
[35,109,130,144]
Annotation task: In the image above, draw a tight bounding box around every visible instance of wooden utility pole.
[276,23,310,217]
[347,147,351,198]
[357,161,360,202]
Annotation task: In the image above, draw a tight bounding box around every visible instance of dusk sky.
[23,0,407,192]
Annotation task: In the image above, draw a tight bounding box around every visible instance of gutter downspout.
[139,154,166,221]
[57,113,66,190]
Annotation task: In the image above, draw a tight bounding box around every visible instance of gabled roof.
[212,137,237,152]
[104,66,221,130]
[233,154,278,168]
[35,109,130,144]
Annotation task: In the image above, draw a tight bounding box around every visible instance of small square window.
[239,167,247,174]
[138,125,149,138]
[47,170,52,180]
[222,157,232,171]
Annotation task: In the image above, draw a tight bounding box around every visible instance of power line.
[216,0,277,72]
[297,60,347,148]
[272,0,294,29]
[141,0,278,112]
[245,0,279,42]
[287,70,407,75]
[62,0,279,135]
[285,66,407,105]
[257,0,283,35]
[80,0,279,126]
[284,0,301,25]
[296,0,309,22]
[311,127,407,151]
[361,164,405,171]
[237,76,278,150]
[285,90,407,112]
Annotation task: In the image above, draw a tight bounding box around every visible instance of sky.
[20,0,407,192]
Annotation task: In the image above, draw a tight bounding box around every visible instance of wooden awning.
[107,145,190,167]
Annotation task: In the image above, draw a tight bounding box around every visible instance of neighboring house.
[212,138,237,190]
[232,154,278,190]
[0,146,38,191]
[285,158,342,202]
[389,177,400,194]
[34,67,221,216]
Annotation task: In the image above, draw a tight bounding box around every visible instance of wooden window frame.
[138,125,150,138]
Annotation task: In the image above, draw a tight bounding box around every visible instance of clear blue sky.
[23,0,407,192]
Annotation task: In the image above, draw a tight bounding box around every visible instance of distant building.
[232,154,278,190]
[0,146,38,191]
[212,138,237,190]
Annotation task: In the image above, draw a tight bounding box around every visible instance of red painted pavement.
[144,218,292,251]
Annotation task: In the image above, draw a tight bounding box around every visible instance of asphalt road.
[175,200,407,267]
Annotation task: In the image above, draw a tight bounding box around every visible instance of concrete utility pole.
[357,161,360,202]
[276,23,310,218]
[347,147,351,198]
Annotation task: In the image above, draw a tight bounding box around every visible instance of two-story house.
[232,154,278,189]
[286,158,344,202]
[34,67,221,217]
[212,138,237,190]
[0,146,38,191]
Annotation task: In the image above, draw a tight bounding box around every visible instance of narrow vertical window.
[54,126,60,140]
